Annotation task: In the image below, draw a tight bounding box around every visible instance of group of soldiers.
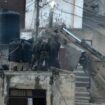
[32,34,60,70]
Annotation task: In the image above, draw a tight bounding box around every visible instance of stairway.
[74,65,90,105]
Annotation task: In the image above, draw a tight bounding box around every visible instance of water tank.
[0,10,20,44]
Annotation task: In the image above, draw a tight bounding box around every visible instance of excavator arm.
[62,27,105,61]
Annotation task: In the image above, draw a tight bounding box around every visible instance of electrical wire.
[55,7,105,35]
[29,8,35,29]
[63,0,105,20]
[25,0,105,26]
[54,7,81,20]
[62,0,101,17]
[26,2,105,37]
[55,6,105,26]
[8,46,19,56]
[39,10,104,37]
[61,0,105,23]
[0,45,20,60]
[1,0,102,40]
[53,9,103,35]
[55,6,82,18]
[40,1,105,27]
[26,1,34,9]
[25,0,105,23]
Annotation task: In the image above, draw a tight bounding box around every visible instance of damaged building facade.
[0,71,75,105]
[1,0,105,105]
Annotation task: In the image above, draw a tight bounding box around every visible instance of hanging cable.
[62,0,101,18]
[61,0,105,23]
[25,0,105,27]
[29,8,35,29]
[25,0,105,39]
[8,46,19,56]
[55,6,105,26]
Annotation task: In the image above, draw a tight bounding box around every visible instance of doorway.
[33,89,46,105]
[8,88,46,105]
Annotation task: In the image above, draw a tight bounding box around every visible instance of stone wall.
[1,71,75,105]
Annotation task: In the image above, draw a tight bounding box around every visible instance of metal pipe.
[63,28,82,43]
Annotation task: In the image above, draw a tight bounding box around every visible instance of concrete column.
[73,0,84,28]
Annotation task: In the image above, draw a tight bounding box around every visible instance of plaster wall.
[2,71,75,105]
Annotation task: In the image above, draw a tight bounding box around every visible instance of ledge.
[3,71,52,76]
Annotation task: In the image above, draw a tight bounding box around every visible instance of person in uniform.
[48,35,60,68]
[32,37,50,70]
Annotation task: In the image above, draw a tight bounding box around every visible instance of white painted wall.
[25,0,84,29]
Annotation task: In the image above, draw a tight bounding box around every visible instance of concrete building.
[0,71,75,105]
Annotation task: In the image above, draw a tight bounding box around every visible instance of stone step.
[76,78,90,82]
[75,87,89,91]
[76,81,90,84]
[74,70,86,74]
[75,102,90,105]
[75,66,91,105]
[76,81,90,87]
[76,75,90,79]
[75,91,90,97]
[75,99,89,102]
[74,72,89,76]
[75,96,90,100]
[75,73,89,77]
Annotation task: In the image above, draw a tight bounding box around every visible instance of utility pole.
[49,8,54,28]
[48,1,56,28]
[34,0,40,43]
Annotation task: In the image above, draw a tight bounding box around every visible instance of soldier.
[48,35,60,68]
[32,39,41,70]
[79,52,88,68]
[38,38,50,70]
[32,37,50,70]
